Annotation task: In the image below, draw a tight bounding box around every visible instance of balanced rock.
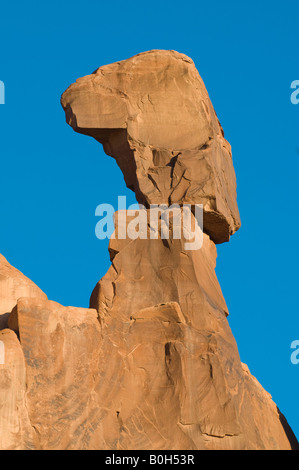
[61,50,241,243]
[59,50,297,450]
[0,50,297,451]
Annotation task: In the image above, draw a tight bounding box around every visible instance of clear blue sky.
[0,0,298,441]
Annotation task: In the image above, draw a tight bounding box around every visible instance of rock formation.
[0,50,297,450]
[61,50,240,244]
